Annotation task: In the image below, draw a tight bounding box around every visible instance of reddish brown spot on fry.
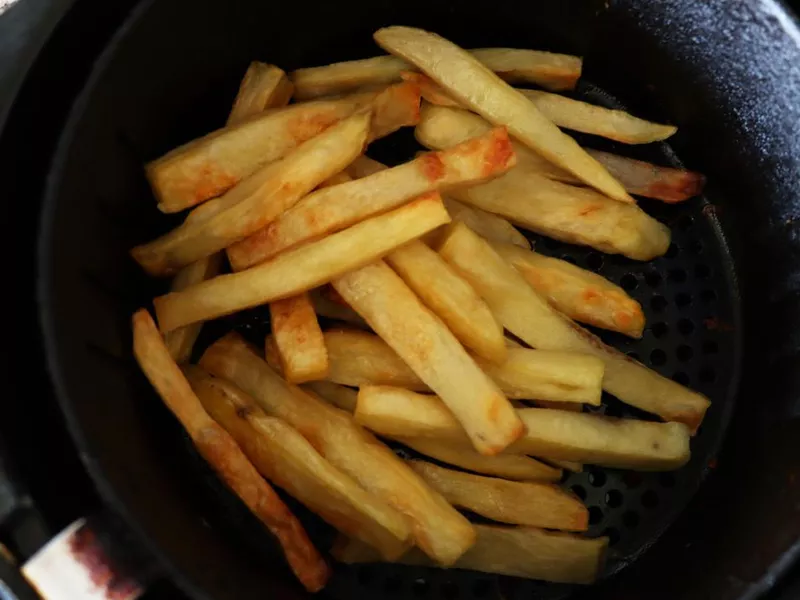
[190,165,238,205]
[483,128,515,177]
[420,152,446,182]
[578,204,602,217]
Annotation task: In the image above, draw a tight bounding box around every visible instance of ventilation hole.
[472,580,492,598]
[702,340,719,355]
[676,345,694,362]
[649,349,667,366]
[641,490,659,508]
[651,322,669,338]
[385,575,402,594]
[651,296,667,312]
[603,527,621,546]
[604,403,624,418]
[620,274,638,291]
[605,489,623,508]
[544,238,562,250]
[585,252,604,270]
[441,581,459,599]
[668,268,687,283]
[588,470,607,487]
[699,367,717,383]
[695,264,711,279]
[588,506,603,525]
[676,214,694,231]
[626,351,640,361]
[659,472,676,488]
[678,319,695,335]
[622,510,640,529]
[624,472,643,489]
[701,289,717,303]
[688,239,704,255]
[675,292,692,308]
[358,566,375,585]
[645,271,663,288]
[672,371,690,386]
[571,485,587,501]
[560,255,578,265]
[413,579,430,597]
[665,243,680,259]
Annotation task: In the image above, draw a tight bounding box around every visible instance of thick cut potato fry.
[133,111,372,276]
[303,381,358,412]
[291,49,581,100]
[131,310,328,591]
[545,459,584,472]
[492,242,645,338]
[375,27,631,203]
[309,288,369,328]
[146,82,419,213]
[386,240,506,362]
[163,253,223,363]
[153,194,450,333]
[227,62,294,126]
[409,461,588,531]
[347,155,389,178]
[441,197,529,249]
[439,224,710,431]
[333,525,607,584]
[333,261,522,455]
[226,127,515,270]
[186,367,410,559]
[356,387,690,470]
[269,293,329,383]
[199,334,475,565]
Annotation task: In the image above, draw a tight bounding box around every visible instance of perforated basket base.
[186,82,740,600]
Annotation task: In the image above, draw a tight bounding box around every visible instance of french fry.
[146,82,420,213]
[374,27,631,203]
[347,155,389,178]
[309,288,369,328]
[199,333,475,565]
[333,261,522,455]
[153,193,451,333]
[291,49,581,100]
[227,62,294,126]
[163,253,223,363]
[491,242,645,338]
[401,71,461,107]
[409,461,588,531]
[133,111,372,276]
[185,367,410,560]
[441,197,529,249]
[226,127,515,270]
[131,310,328,592]
[386,240,506,362]
[356,386,690,470]
[333,525,608,584]
[303,381,358,412]
[545,459,584,472]
[439,223,710,431]
[269,293,329,383]
[416,107,670,261]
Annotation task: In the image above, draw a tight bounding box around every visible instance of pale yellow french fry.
[470,48,582,90]
[334,261,522,455]
[441,197,529,249]
[199,333,475,565]
[302,381,358,412]
[226,127,515,270]
[374,27,631,203]
[268,293,329,383]
[355,386,690,470]
[492,242,645,338]
[409,461,588,531]
[153,193,450,333]
[386,240,506,363]
[227,62,294,126]
[163,253,223,363]
[545,459,584,472]
[309,288,369,328]
[133,111,372,276]
[186,367,410,560]
[346,154,389,178]
[439,223,710,431]
[146,82,420,213]
[333,525,607,584]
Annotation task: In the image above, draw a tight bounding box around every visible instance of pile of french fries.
[130,26,710,592]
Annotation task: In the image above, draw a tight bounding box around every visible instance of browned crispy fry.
[302,381,359,412]
[133,111,372,277]
[491,242,645,338]
[227,62,294,126]
[401,71,461,106]
[199,333,475,565]
[333,261,522,455]
[438,223,710,431]
[309,288,369,328]
[269,293,329,383]
[333,525,607,584]
[153,194,450,333]
[409,461,588,531]
[226,127,515,270]
[441,197,530,249]
[131,310,328,591]
[185,367,410,559]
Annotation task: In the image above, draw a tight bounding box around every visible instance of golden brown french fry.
[302,381,358,412]
[227,62,294,126]
[491,242,645,338]
[441,197,529,249]
[133,111,372,276]
[226,126,515,270]
[309,288,369,328]
[269,293,329,383]
[153,193,450,333]
[185,367,410,559]
[333,261,522,455]
[131,310,328,592]
[333,525,607,584]
[199,333,475,565]
[146,82,420,213]
[401,71,461,106]
[409,461,588,531]
[439,223,710,431]
[291,48,581,100]
[356,386,690,470]
[386,240,506,363]
[163,253,223,363]
[374,27,631,204]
